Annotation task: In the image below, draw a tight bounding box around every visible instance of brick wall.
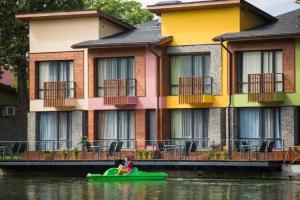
[88,47,146,98]
[29,51,84,100]
[135,110,146,150]
[88,110,95,141]
[228,39,295,93]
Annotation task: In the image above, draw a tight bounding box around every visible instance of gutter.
[147,43,161,140]
[220,39,233,159]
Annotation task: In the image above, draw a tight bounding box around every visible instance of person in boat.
[116,156,133,175]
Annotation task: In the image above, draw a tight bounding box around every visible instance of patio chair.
[189,142,197,160]
[156,141,166,159]
[107,142,117,158]
[266,141,275,160]
[253,141,267,160]
[234,141,241,152]
[115,141,123,159]
[11,143,20,159]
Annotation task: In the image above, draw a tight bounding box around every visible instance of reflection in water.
[1,177,300,200]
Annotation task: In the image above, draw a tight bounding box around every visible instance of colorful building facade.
[17,0,300,151]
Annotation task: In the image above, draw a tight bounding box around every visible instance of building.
[14,0,300,157]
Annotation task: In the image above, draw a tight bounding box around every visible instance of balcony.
[104,79,137,106]
[178,76,213,104]
[248,73,285,103]
[43,81,76,108]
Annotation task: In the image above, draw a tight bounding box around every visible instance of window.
[96,57,135,97]
[171,109,208,147]
[146,110,156,144]
[238,108,282,147]
[170,54,210,95]
[237,50,283,93]
[96,110,135,148]
[37,112,72,150]
[2,106,16,117]
[38,61,74,99]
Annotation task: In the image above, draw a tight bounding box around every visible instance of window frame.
[169,53,211,96]
[95,57,135,97]
[236,50,283,94]
[37,60,74,99]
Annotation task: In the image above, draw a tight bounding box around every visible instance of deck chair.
[182,141,192,159]
[234,141,241,152]
[189,142,197,160]
[156,141,166,159]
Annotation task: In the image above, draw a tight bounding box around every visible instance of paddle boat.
[87,167,168,182]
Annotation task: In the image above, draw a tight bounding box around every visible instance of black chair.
[182,141,192,158]
[266,141,274,160]
[234,141,241,152]
[115,141,123,159]
[11,143,20,159]
[189,142,197,159]
[107,142,117,157]
[156,141,166,159]
[241,141,249,152]
[253,141,267,160]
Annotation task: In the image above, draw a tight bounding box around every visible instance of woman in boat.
[116,156,133,175]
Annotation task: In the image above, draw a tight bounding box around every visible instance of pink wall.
[88,50,158,110]
[0,70,13,86]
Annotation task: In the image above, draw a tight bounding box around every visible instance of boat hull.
[87,168,168,182]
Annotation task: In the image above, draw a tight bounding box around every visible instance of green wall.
[231,38,300,107]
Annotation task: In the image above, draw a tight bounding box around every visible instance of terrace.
[0,139,298,168]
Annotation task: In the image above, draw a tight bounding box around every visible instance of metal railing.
[0,139,294,162]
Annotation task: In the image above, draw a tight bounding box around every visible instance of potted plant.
[136,151,142,160]
[206,150,214,160]
[49,149,56,160]
[73,147,79,160]
[62,148,68,160]
[142,151,148,160]
[44,151,51,160]
[147,151,153,160]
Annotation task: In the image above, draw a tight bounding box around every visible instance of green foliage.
[86,0,154,25]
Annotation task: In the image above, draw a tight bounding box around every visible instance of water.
[0,177,300,200]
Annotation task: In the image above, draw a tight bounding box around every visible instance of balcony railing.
[44,81,76,108]
[104,79,136,106]
[0,138,292,162]
[178,76,212,104]
[248,73,284,102]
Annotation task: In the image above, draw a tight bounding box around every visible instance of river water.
[0,176,300,200]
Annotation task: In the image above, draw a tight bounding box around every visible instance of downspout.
[147,43,161,141]
[220,39,233,159]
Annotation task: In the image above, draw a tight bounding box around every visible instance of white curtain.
[97,110,135,148]
[239,108,260,139]
[171,55,211,95]
[97,57,134,97]
[38,61,73,98]
[38,112,71,150]
[241,52,261,93]
[171,109,208,140]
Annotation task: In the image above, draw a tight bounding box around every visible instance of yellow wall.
[161,7,241,45]
[240,9,267,31]
[161,7,242,108]
[161,6,267,108]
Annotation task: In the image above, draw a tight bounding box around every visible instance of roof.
[147,0,276,22]
[72,20,173,48]
[15,10,134,30]
[0,83,16,94]
[214,9,300,41]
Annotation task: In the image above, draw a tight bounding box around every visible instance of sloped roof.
[214,9,300,41]
[72,20,172,48]
[16,10,134,31]
[147,0,276,22]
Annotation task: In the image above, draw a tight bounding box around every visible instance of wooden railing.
[44,81,75,107]
[104,79,136,106]
[248,73,283,102]
[178,76,212,104]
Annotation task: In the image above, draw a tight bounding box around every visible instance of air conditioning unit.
[2,106,16,117]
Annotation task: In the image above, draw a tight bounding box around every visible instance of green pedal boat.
[87,167,168,182]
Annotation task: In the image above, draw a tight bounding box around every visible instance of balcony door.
[96,57,135,97]
[38,61,74,98]
[237,50,282,93]
[170,54,210,96]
